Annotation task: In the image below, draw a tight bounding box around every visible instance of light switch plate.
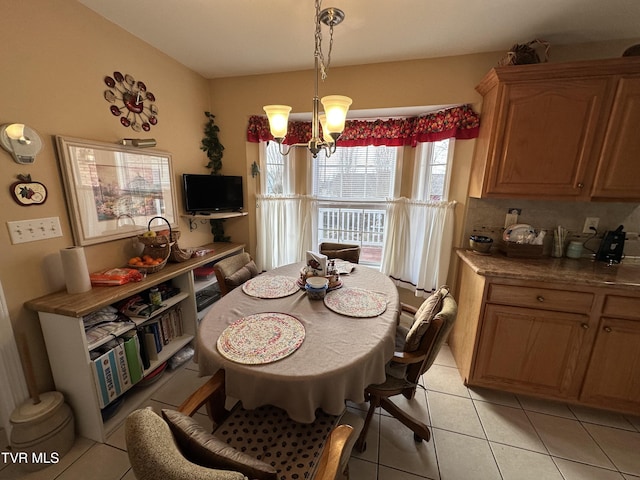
[7,217,63,244]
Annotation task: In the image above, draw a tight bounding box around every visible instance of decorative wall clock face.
[104,71,158,132]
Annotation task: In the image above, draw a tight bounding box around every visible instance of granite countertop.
[457,249,640,290]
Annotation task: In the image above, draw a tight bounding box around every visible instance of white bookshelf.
[26,243,244,442]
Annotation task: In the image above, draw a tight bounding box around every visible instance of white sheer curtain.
[380,198,456,297]
[256,142,318,271]
[255,195,317,271]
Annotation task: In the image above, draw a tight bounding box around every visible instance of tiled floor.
[2,346,639,480]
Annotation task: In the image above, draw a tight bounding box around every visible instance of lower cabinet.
[580,316,640,412]
[474,304,592,399]
[450,260,640,416]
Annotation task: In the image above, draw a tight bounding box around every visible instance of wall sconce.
[0,124,43,164]
[120,138,157,148]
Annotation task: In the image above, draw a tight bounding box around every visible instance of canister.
[149,287,162,306]
[566,241,584,259]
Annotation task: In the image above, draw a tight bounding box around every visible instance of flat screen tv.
[182,174,243,214]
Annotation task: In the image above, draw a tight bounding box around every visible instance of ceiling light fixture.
[263,0,351,158]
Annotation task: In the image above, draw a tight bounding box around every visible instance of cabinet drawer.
[602,295,640,319]
[487,284,594,313]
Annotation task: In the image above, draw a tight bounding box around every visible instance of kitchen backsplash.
[464,198,640,258]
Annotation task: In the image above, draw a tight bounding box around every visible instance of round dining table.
[196,261,399,423]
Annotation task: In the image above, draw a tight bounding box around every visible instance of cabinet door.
[591,76,640,200]
[484,78,610,198]
[472,304,592,397]
[580,318,640,412]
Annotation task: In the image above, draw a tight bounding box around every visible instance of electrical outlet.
[7,217,63,244]
[582,217,600,234]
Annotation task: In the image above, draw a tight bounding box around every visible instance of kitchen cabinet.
[469,57,640,201]
[464,280,597,400]
[590,75,640,200]
[579,295,640,412]
[450,251,640,416]
[25,242,244,443]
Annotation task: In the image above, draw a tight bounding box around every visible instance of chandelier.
[263,0,352,158]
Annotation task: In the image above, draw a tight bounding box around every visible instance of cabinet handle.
[581,323,589,330]
[603,326,612,333]
[536,296,544,302]
[577,182,584,189]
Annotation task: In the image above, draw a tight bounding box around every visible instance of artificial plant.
[201,112,230,242]
[201,111,225,175]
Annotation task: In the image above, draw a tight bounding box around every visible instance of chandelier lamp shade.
[263,0,352,158]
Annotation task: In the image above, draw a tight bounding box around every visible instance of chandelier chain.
[315,0,335,81]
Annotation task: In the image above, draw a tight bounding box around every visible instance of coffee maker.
[596,225,625,264]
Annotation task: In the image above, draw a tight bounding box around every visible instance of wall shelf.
[181,212,248,231]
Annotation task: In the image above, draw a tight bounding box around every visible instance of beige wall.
[2,0,638,391]
[1,0,213,392]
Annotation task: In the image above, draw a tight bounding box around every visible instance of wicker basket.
[169,243,192,263]
[128,243,170,274]
[145,217,191,263]
[498,39,550,66]
[497,240,544,258]
[137,216,179,247]
[137,216,190,262]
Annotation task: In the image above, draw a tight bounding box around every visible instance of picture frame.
[56,135,178,246]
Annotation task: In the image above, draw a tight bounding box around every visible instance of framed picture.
[56,136,178,246]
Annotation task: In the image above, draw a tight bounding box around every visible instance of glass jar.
[566,241,583,259]
[149,287,162,306]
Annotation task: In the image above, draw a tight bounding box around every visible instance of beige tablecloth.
[197,262,399,423]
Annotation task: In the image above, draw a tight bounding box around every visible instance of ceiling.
[78,0,640,79]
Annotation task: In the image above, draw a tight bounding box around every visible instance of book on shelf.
[136,327,151,370]
[145,321,163,353]
[144,333,159,361]
[90,347,121,408]
[108,339,132,393]
[122,331,144,385]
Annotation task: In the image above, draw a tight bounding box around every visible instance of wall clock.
[104,71,158,132]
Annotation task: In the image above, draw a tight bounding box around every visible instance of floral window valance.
[247,104,480,147]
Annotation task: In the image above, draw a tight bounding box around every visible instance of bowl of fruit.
[127,249,169,274]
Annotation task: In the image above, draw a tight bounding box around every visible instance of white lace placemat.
[217,313,305,364]
[242,275,300,299]
[323,287,387,317]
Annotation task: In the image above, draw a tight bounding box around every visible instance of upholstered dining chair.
[212,252,259,296]
[126,369,363,480]
[354,286,457,452]
[319,242,361,264]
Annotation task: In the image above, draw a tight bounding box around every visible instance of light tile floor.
[2,345,639,480]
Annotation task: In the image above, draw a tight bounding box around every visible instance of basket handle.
[147,216,172,237]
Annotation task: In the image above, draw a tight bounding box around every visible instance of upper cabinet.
[591,75,640,200]
[468,57,640,201]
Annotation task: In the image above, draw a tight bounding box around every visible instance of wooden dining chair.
[126,369,362,480]
[319,242,361,264]
[354,286,457,452]
[212,252,259,296]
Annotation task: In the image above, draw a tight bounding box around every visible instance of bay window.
[250,105,480,295]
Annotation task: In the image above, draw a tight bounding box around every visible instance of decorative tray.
[217,313,305,364]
